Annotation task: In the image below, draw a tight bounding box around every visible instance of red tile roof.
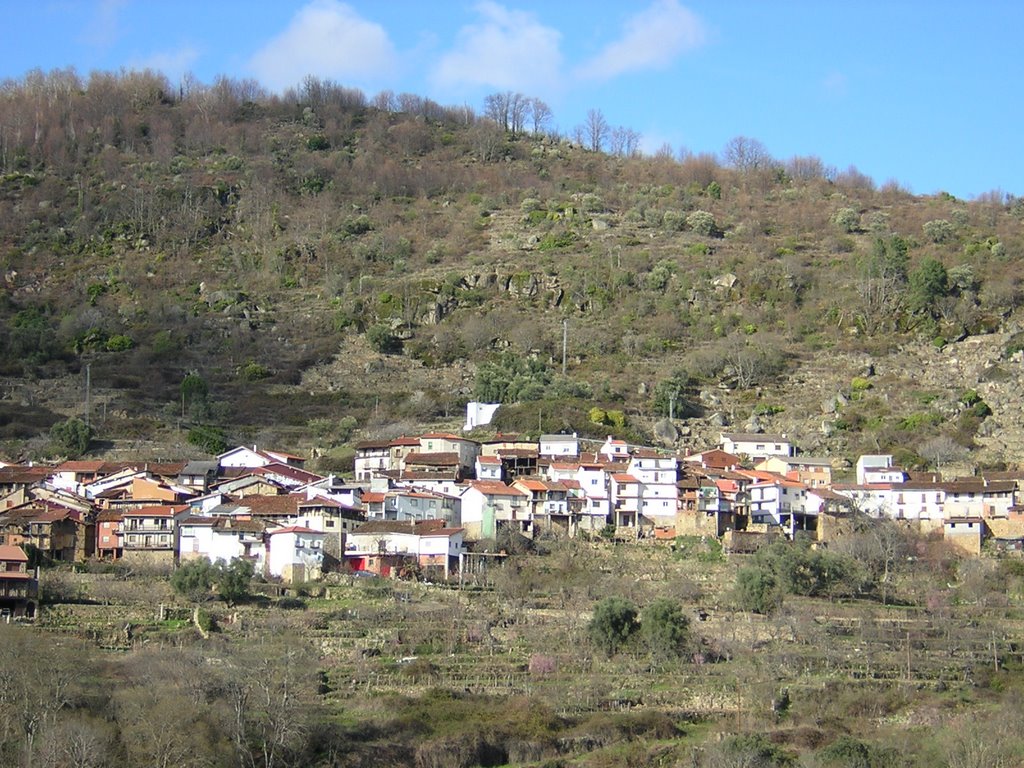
[0,544,28,561]
[268,525,321,536]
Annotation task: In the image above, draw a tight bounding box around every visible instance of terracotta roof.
[0,544,28,561]
[54,460,106,473]
[354,440,392,450]
[404,452,461,466]
[361,492,386,503]
[352,519,449,535]
[420,432,467,440]
[721,432,789,443]
[96,510,123,523]
[477,455,502,465]
[214,518,267,533]
[611,474,640,484]
[240,495,301,516]
[495,449,538,459]
[0,466,51,484]
[268,525,322,536]
[123,504,188,518]
[390,436,421,447]
[254,463,323,483]
[467,481,528,497]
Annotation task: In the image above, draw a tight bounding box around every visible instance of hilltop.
[2,70,1023,472]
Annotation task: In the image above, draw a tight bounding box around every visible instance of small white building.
[459,481,531,539]
[539,433,580,458]
[177,516,266,569]
[464,401,500,431]
[266,526,325,583]
[475,455,504,481]
[719,432,793,461]
[628,451,679,524]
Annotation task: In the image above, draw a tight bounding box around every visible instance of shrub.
[832,207,860,233]
[733,565,781,614]
[187,425,229,455]
[171,558,216,602]
[366,324,402,354]
[239,360,271,381]
[923,218,954,243]
[50,417,92,459]
[104,334,133,352]
[686,210,716,236]
[588,597,639,656]
[639,598,690,659]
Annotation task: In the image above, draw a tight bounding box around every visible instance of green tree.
[923,218,954,243]
[639,598,690,659]
[908,257,949,314]
[180,371,209,418]
[588,597,639,657]
[171,558,216,602]
[366,324,402,354]
[50,417,92,459]
[187,425,228,455]
[652,370,699,418]
[217,558,254,606]
[734,565,781,614]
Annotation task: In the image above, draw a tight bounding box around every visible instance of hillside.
[2,70,1024,471]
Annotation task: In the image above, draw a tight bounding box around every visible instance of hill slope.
[2,70,1023,470]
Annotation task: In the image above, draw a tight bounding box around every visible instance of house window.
[326,519,336,529]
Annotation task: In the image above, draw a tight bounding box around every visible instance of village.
[1,414,1022,622]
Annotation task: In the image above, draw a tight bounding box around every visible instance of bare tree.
[610,126,641,157]
[920,435,969,475]
[372,89,398,112]
[722,135,771,172]
[584,108,609,152]
[528,97,552,135]
[483,92,512,131]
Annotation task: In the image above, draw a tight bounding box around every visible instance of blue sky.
[2,0,1020,200]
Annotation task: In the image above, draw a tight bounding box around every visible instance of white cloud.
[132,45,200,84]
[248,0,397,93]
[432,2,563,94]
[576,0,705,81]
[80,0,128,49]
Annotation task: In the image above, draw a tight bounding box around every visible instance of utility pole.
[561,320,567,376]
[84,363,91,430]
[669,393,676,421]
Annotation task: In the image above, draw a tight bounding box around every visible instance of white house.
[177,516,266,569]
[746,477,820,538]
[266,526,324,582]
[575,461,611,522]
[459,481,531,539]
[599,436,630,461]
[610,473,642,529]
[832,483,894,518]
[856,454,895,484]
[539,433,579,458]
[417,433,481,472]
[344,520,465,578]
[475,455,504,481]
[217,445,306,470]
[464,401,500,431]
[353,440,393,481]
[719,432,793,461]
[628,451,679,525]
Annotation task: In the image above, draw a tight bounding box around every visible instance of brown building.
[0,545,38,619]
